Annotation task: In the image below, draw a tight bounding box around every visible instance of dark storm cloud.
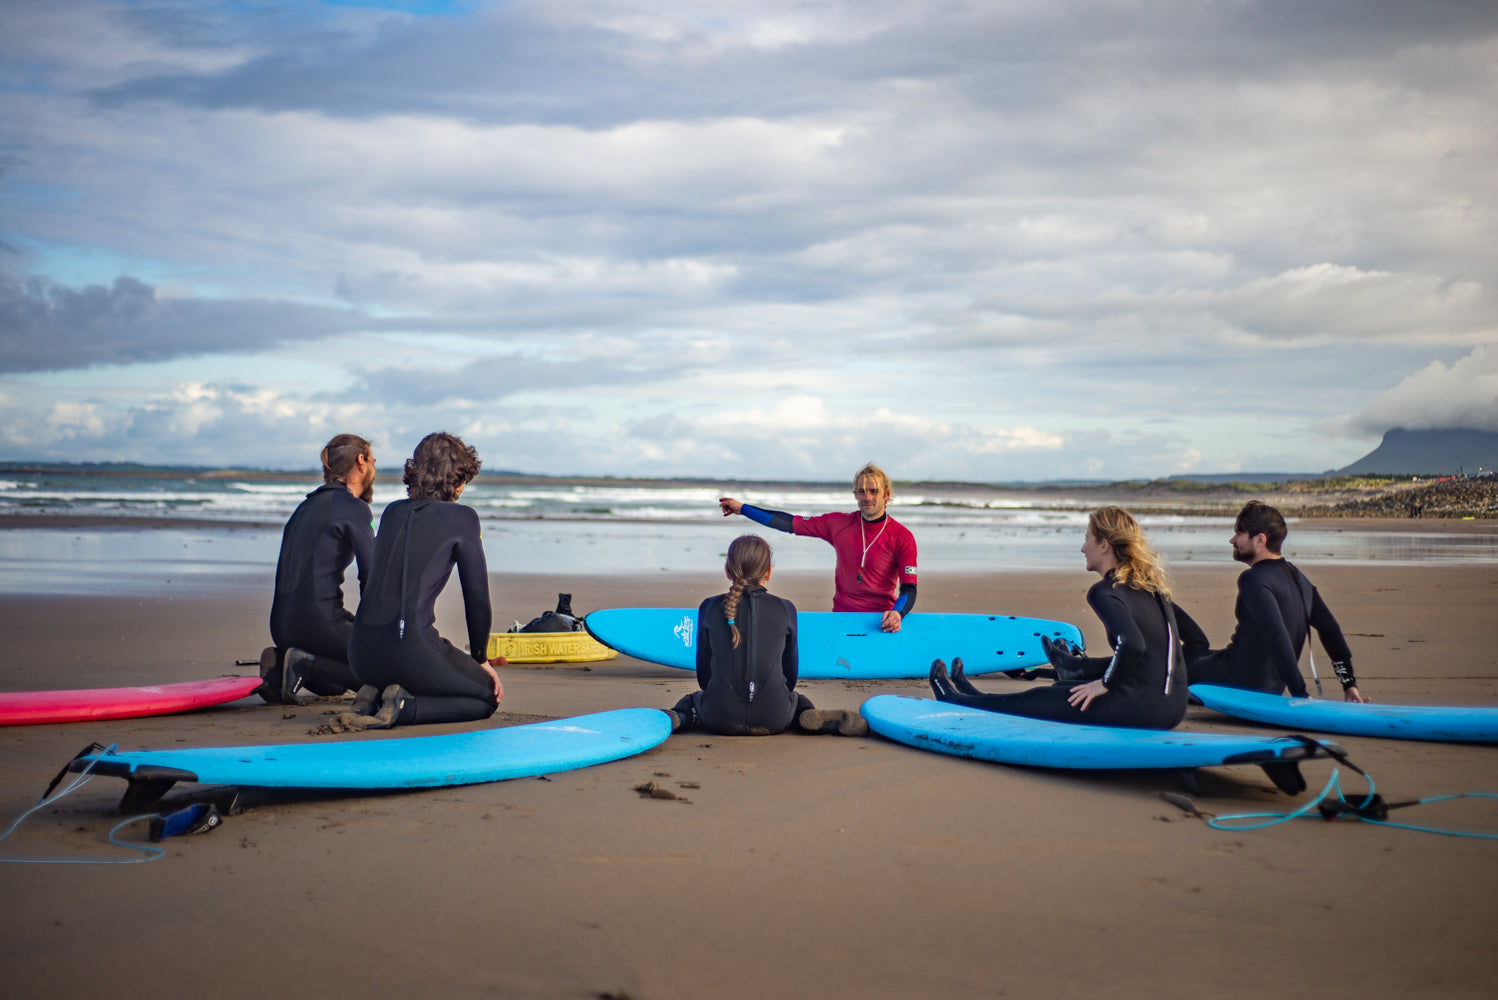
[0,272,367,372]
[88,8,696,125]
[84,2,1498,128]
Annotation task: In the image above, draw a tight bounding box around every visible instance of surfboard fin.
[121,777,181,813]
[68,757,200,813]
[1258,761,1307,796]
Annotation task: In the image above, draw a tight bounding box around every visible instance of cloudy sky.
[2,0,1495,481]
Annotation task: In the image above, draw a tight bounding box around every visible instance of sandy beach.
[3,545,1498,998]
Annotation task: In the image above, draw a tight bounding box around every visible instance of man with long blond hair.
[718,463,917,634]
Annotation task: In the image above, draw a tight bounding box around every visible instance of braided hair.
[723,534,773,649]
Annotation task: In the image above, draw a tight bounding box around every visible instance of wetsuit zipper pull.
[397,503,414,642]
[745,593,756,703]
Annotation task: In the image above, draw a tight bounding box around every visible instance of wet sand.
[2,563,1497,999]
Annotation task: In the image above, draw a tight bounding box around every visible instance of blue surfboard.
[860,694,1342,772]
[584,609,1084,679]
[1192,684,1498,743]
[69,708,671,811]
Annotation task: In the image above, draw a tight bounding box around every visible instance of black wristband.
[1331,660,1357,689]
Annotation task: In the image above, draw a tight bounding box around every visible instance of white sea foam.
[2,471,1496,594]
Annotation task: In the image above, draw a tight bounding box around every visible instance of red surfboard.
[0,676,262,726]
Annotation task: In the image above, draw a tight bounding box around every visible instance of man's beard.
[1231,543,1253,564]
[358,473,375,505]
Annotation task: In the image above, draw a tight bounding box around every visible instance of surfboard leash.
[0,743,222,864]
[1206,765,1498,840]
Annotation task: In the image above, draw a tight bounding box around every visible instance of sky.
[1,0,1496,482]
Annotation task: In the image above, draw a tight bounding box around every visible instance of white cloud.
[44,401,105,435]
[1342,344,1498,434]
[2,1,1496,479]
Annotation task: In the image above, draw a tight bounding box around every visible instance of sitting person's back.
[346,432,503,729]
[667,534,867,737]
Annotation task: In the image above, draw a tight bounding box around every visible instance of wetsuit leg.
[276,610,358,694]
[350,628,498,725]
[399,640,498,724]
[934,683,1084,722]
[933,661,1175,729]
[1184,649,1286,694]
[299,651,357,696]
[405,693,496,725]
[1184,649,1233,685]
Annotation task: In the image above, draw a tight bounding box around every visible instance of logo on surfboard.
[674,615,694,647]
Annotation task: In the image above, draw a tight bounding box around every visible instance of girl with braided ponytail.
[667,534,867,736]
[929,506,1188,730]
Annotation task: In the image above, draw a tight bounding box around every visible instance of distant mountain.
[1334,428,1498,476]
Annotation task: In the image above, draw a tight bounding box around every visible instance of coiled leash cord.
[0,743,221,864]
[1209,766,1498,840]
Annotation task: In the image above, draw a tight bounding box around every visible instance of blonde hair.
[723,534,773,649]
[1089,506,1170,596]
[854,462,892,500]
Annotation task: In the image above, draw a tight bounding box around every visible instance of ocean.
[2,470,1496,595]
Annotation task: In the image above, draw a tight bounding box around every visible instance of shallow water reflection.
[2,519,1496,596]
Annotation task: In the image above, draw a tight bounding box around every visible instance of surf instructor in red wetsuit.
[718,463,917,633]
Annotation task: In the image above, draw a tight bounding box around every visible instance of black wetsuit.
[1183,558,1353,698]
[673,586,812,735]
[934,572,1188,730]
[347,498,496,726]
[269,483,374,695]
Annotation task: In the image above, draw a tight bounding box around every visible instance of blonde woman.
[668,535,866,736]
[930,507,1188,730]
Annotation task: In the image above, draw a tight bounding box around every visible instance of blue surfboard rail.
[860,694,1342,771]
[585,608,1084,679]
[1191,684,1498,743]
[69,708,672,809]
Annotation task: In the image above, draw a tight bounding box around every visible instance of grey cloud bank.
[1,0,1495,480]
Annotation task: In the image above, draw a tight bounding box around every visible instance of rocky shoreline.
[951,475,1498,520]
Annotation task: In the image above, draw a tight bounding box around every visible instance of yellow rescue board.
[486,631,618,664]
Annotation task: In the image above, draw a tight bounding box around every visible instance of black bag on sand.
[518,593,583,633]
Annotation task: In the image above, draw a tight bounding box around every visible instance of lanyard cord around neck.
[860,515,889,572]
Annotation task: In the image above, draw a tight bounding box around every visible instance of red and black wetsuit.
[741,504,918,615]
